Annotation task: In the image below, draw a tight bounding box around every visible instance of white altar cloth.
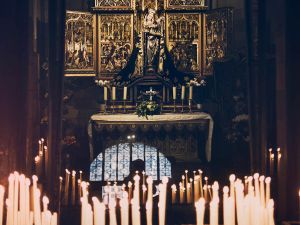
[90,113,213,161]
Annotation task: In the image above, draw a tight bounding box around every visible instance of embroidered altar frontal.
[89,113,213,168]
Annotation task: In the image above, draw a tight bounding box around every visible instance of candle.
[123,86,128,100]
[194,177,199,202]
[179,182,184,204]
[35,156,41,176]
[158,177,168,225]
[146,177,153,225]
[64,169,70,205]
[72,171,76,205]
[172,86,176,100]
[210,182,219,225]
[104,87,108,101]
[259,176,265,207]
[187,182,191,203]
[195,198,205,225]
[19,174,26,225]
[189,86,193,100]
[265,177,271,204]
[185,170,188,198]
[13,172,19,225]
[277,148,281,175]
[109,199,117,225]
[120,192,129,225]
[181,86,185,100]
[50,213,57,225]
[59,177,63,207]
[0,185,4,225]
[112,86,116,100]
[132,174,141,225]
[198,170,203,197]
[25,178,30,225]
[128,181,132,203]
[171,184,177,204]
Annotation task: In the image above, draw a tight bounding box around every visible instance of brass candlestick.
[188,99,192,113]
[181,99,184,113]
[112,100,116,113]
[104,100,107,113]
[123,100,126,113]
[173,99,176,113]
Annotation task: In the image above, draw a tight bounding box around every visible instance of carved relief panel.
[65,11,96,76]
[166,14,202,73]
[98,14,133,77]
[166,0,206,10]
[94,0,134,10]
[203,8,233,75]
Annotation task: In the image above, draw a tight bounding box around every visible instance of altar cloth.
[90,113,213,161]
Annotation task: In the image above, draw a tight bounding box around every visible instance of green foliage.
[136,100,160,119]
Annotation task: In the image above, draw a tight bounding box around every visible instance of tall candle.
[64,169,70,205]
[253,173,260,199]
[259,176,265,207]
[171,184,177,204]
[128,181,132,203]
[146,177,153,225]
[158,177,168,225]
[109,199,117,225]
[187,183,191,203]
[0,185,4,225]
[19,174,26,224]
[189,86,193,100]
[185,170,188,197]
[277,148,281,175]
[181,86,185,100]
[13,172,19,225]
[104,87,108,101]
[72,171,76,205]
[120,192,129,225]
[25,178,30,225]
[195,198,205,225]
[194,177,199,202]
[59,177,63,207]
[50,213,57,225]
[179,182,184,204]
[198,170,203,197]
[112,86,116,100]
[265,177,271,204]
[172,87,176,100]
[123,86,128,100]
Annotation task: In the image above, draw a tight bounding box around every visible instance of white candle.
[50,213,58,225]
[194,177,199,202]
[195,198,205,225]
[34,189,42,225]
[187,183,191,203]
[120,192,129,225]
[72,171,76,205]
[64,169,70,205]
[146,177,153,225]
[265,177,271,204]
[158,177,168,225]
[198,170,203,197]
[259,176,265,207]
[189,86,193,100]
[172,87,176,100]
[19,174,26,225]
[109,199,117,225]
[179,182,184,204]
[13,171,19,225]
[181,86,185,100]
[112,86,116,100]
[25,178,30,225]
[210,182,219,225]
[254,173,260,199]
[0,185,4,225]
[104,87,108,101]
[123,86,128,100]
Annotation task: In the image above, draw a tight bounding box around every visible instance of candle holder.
[112,100,116,113]
[104,100,108,113]
[123,100,126,113]
[173,99,176,113]
[188,99,192,113]
[181,99,184,113]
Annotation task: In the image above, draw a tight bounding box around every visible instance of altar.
[88,112,213,181]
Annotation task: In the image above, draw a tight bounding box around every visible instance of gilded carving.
[167,14,201,72]
[65,11,96,76]
[166,0,206,9]
[94,0,133,9]
[98,14,133,76]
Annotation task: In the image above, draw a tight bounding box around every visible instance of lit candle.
[254,173,260,199]
[13,171,19,225]
[104,87,108,101]
[112,86,116,100]
[158,177,168,225]
[265,177,271,204]
[171,184,177,204]
[59,177,63,207]
[194,176,199,202]
[7,174,14,225]
[198,170,203,197]
[195,198,205,225]
[186,182,191,203]
[120,192,129,225]
[19,174,26,225]
[35,155,41,176]
[77,179,81,204]
[132,174,141,225]
[64,169,70,205]
[50,213,58,225]
[109,199,117,225]
[210,182,219,225]
[72,171,76,205]
[259,176,265,207]
[25,178,30,225]
[181,86,185,100]
[185,170,188,198]
[123,86,128,100]
[277,148,281,175]
[128,181,132,203]
[189,86,193,100]
[146,177,153,225]
[179,182,184,204]
[0,185,4,225]
[172,86,176,100]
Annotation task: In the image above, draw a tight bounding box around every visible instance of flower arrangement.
[136,100,160,119]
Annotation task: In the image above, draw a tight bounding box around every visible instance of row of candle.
[0,172,57,225]
[172,85,193,100]
[195,173,275,225]
[171,169,205,204]
[102,86,194,101]
[59,169,83,206]
[268,147,281,177]
[34,139,47,178]
[80,174,169,225]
